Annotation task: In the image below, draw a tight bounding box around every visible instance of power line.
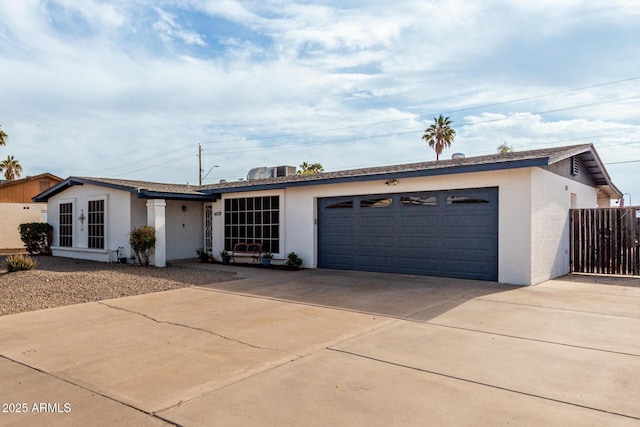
[606,159,640,165]
[198,75,640,145]
[108,79,640,176]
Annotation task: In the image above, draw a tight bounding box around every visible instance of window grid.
[59,203,73,247]
[224,196,279,253]
[88,200,105,249]
[205,205,213,253]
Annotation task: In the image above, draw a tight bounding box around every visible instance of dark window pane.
[326,200,353,209]
[271,241,279,253]
[447,196,490,204]
[239,198,246,211]
[263,196,270,210]
[271,211,279,224]
[271,196,279,209]
[225,199,231,210]
[401,196,437,206]
[263,211,270,224]
[360,197,392,208]
[263,225,270,238]
[255,197,262,210]
[255,212,262,225]
[247,198,254,210]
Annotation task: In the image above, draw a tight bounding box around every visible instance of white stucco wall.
[48,184,132,262]
[165,200,203,260]
[0,203,48,249]
[530,168,598,285]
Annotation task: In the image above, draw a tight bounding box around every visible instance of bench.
[230,243,263,264]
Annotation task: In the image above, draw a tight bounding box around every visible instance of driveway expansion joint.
[418,320,640,358]
[0,354,179,426]
[326,348,640,422]
[476,296,640,319]
[97,301,302,358]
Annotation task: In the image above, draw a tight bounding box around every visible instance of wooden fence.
[570,208,640,276]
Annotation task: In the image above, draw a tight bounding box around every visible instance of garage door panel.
[318,188,498,281]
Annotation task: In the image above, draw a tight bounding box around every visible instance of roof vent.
[219,179,227,184]
[451,153,465,159]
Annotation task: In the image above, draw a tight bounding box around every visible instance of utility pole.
[198,143,203,186]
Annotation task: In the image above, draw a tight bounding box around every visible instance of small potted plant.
[220,250,232,265]
[196,247,209,263]
[261,252,273,267]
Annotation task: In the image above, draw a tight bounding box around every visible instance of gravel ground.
[0,256,238,316]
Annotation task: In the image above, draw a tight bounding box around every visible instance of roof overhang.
[33,177,219,202]
[202,158,550,195]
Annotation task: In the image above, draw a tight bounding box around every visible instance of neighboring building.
[0,173,62,250]
[34,144,622,285]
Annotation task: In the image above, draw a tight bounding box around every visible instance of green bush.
[129,226,156,266]
[285,252,303,270]
[18,222,53,255]
[4,254,36,272]
[196,247,209,262]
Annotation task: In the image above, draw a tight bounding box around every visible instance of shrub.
[285,252,303,270]
[196,247,209,262]
[129,226,156,266]
[4,254,36,272]
[18,222,53,255]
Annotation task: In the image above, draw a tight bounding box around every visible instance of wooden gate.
[570,208,640,275]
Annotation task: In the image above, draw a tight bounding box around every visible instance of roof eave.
[204,158,550,195]
[136,190,220,201]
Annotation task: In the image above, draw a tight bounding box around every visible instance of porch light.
[385,179,398,186]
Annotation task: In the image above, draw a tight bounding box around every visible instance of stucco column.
[146,199,166,267]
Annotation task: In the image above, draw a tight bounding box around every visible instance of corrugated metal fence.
[570,208,640,276]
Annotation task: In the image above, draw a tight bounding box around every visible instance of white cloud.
[0,0,638,197]
[153,7,206,46]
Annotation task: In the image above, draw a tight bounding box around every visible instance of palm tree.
[297,162,324,175]
[422,115,456,161]
[0,155,23,180]
[0,126,7,146]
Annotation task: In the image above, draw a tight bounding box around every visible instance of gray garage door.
[318,188,498,281]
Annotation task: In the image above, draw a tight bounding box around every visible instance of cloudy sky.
[1,0,639,204]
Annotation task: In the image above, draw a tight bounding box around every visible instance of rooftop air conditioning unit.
[274,166,296,177]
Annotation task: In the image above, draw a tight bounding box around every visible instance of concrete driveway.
[0,266,639,426]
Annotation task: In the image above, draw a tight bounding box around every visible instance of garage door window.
[360,197,392,208]
[447,196,490,204]
[326,200,353,209]
[401,195,438,206]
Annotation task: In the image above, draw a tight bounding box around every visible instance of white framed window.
[88,199,105,249]
[224,196,279,253]
[59,202,73,247]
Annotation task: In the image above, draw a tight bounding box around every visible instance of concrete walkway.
[1,265,639,426]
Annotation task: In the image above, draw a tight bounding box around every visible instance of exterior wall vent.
[571,156,579,176]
